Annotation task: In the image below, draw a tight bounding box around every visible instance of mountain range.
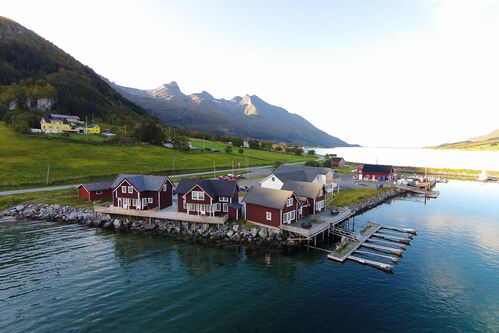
[469,128,499,142]
[107,80,350,146]
[0,16,351,146]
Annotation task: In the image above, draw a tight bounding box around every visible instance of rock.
[15,205,25,212]
[103,220,113,229]
[37,98,55,111]
[258,228,268,239]
[226,230,234,238]
[232,224,240,232]
[202,224,210,233]
[8,100,18,110]
[113,219,122,230]
[143,223,156,231]
[251,228,258,238]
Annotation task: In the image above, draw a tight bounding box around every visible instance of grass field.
[45,132,109,142]
[326,187,393,208]
[0,122,313,188]
[0,188,102,211]
[426,139,499,151]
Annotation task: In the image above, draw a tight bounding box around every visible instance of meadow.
[0,122,313,188]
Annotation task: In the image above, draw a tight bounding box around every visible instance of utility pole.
[213,161,216,178]
[46,165,50,185]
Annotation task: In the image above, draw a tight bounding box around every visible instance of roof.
[41,117,70,124]
[176,178,238,198]
[78,181,113,192]
[228,202,243,209]
[50,114,80,120]
[331,157,344,162]
[362,164,393,174]
[281,180,324,199]
[242,186,294,209]
[112,174,171,192]
[87,124,98,128]
[274,164,333,182]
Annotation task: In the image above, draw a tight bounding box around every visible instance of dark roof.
[87,124,98,128]
[50,113,80,120]
[274,165,333,182]
[331,157,344,162]
[176,178,238,198]
[281,181,324,199]
[78,181,113,192]
[228,202,243,209]
[242,186,294,209]
[112,174,171,192]
[362,164,393,174]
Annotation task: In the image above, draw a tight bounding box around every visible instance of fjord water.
[1,181,498,332]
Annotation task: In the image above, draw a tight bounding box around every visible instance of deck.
[327,222,382,262]
[280,209,353,238]
[94,205,228,224]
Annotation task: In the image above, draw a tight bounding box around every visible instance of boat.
[477,170,490,182]
[330,210,339,215]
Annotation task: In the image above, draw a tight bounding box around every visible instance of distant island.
[426,128,499,151]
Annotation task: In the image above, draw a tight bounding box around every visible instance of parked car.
[240,185,250,192]
[227,174,237,179]
[236,175,246,179]
[217,175,228,180]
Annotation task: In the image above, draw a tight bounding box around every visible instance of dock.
[347,255,393,273]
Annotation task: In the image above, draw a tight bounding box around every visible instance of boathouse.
[330,157,345,167]
[281,181,326,216]
[112,174,174,210]
[175,179,240,219]
[242,186,300,229]
[358,164,394,181]
[77,181,113,201]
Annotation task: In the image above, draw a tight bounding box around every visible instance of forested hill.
[0,16,153,126]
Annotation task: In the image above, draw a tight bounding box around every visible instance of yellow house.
[86,124,100,134]
[40,117,72,133]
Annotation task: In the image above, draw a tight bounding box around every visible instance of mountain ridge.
[106,79,352,147]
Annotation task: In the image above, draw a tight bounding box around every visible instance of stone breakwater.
[0,204,297,248]
[348,188,407,214]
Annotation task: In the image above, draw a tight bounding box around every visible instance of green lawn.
[0,188,101,211]
[326,187,393,208]
[0,122,313,188]
[45,132,109,142]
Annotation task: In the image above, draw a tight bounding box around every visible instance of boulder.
[113,219,122,230]
[258,228,268,239]
[143,223,156,231]
[226,230,234,238]
[15,205,25,212]
[251,228,258,238]
[232,224,240,232]
[103,220,113,229]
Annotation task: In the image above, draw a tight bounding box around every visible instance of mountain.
[0,16,151,125]
[469,128,499,142]
[106,80,351,146]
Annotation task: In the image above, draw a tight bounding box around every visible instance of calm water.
[312,147,499,171]
[1,181,498,332]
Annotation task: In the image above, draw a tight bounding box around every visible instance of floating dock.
[347,255,393,273]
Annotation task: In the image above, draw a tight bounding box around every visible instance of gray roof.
[78,181,113,192]
[362,164,393,174]
[112,174,170,192]
[331,157,344,162]
[281,181,324,199]
[50,114,80,120]
[87,124,98,128]
[242,186,294,209]
[176,178,238,198]
[228,202,243,209]
[274,164,333,182]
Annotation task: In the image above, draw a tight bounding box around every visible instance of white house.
[260,165,336,193]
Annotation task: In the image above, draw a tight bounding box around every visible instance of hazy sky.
[3,0,499,146]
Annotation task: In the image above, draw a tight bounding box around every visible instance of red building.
[77,181,113,201]
[175,179,240,219]
[112,174,174,210]
[358,164,394,181]
[331,157,345,167]
[242,186,300,229]
[281,181,326,216]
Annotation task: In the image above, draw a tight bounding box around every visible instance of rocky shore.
[0,188,407,248]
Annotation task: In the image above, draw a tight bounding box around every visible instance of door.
[142,198,148,209]
[123,198,130,209]
[118,198,122,208]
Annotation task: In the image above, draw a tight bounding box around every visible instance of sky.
[3,0,499,147]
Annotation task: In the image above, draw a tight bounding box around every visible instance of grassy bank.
[0,188,103,211]
[426,140,499,151]
[326,187,394,208]
[394,166,499,181]
[0,122,313,188]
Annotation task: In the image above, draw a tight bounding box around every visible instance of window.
[219,196,228,202]
[316,200,324,211]
[290,210,295,221]
[96,191,102,195]
[132,199,138,207]
[319,189,323,197]
[266,211,272,220]
[192,191,205,200]
[223,203,228,212]
[128,186,133,194]
[121,186,126,193]
[215,203,221,212]
[163,184,167,192]
[183,200,186,209]
[286,198,293,207]
[148,198,153,204]
[272,177,275,181]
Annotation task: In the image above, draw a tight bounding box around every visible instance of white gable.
[259,174,284,190]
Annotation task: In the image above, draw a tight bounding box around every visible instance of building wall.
[89,189,112,201]
[282,196,298,224]
[361,172,393,181]
[245,203,281,228]
[114,180,140,209]
[78,187,90,201]
[260,175,284,190]
[87,125,100,134]
[159,181,173,209]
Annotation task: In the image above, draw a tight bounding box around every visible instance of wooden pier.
[347,255,393,273]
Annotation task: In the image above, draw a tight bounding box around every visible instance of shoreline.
[0,188,407,249]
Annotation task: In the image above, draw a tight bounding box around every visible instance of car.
[217,175,228,180]
[240,185,250,192]
[236,175,246,179]
[227,174,237,179]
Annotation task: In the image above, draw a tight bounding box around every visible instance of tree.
[262,142,273,150]
[133,122,164,145]
[305,160,320,167]
[308,149,315,156]
[322,159,332,168]
[248,139,260,149]
[225,146,232,153]
[273,161,283,169]
[173,135,190,151]
[238,148,244,154]
[231,137,244,147]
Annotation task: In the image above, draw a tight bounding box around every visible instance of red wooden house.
[358,164,394,181]
[112,174,174,210]
[242,186,300,229]
[330,157,345,167]
[281,181,326,216]
[175,179,240,219]
[77,181,113,201]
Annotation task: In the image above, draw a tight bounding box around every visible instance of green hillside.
[0,122,313,188]
[0,16,153,127]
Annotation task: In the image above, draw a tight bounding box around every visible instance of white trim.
[266,211,272,220]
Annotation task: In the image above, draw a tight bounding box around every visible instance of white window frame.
[223,203,228,212]
[286,198,293,207]
[266,211,272,220]
[290,210,295,221]
[148,198,153,204]
[121,186,126,193]
[183,200,186,209]
[96,191,102,195]
[219,196,228,202]
[215,203,221,212]
[163,184,167,192]
[128,186,133,194]
[319,189,323,197]
[192,191,205,200]
[132,199,138,207]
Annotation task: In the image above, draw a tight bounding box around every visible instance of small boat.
[477,170,490,182]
